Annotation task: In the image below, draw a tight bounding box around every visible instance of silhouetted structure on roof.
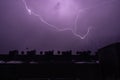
[62,50,72,55]
[27,50,36,56]
[44,50,54,55]
[9,50,19,56]
[57,51,61,55]
[21,51,25,55]
[40,51,43,55]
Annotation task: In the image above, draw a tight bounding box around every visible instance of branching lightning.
[22,0,116,39]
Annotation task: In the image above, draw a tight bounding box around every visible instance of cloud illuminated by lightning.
[22,0,116,39]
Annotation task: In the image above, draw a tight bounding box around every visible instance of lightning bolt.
[22,0,116,39]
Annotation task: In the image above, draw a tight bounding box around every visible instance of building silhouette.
[0,42,120,80]
[97,42,120,80]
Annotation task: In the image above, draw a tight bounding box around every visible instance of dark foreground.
[0,63,101,80]
[0,42,120,80]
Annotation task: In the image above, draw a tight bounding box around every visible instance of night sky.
[0,0,120,54]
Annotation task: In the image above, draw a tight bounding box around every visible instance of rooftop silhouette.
[0,49,98,64]
[0,42,120,80]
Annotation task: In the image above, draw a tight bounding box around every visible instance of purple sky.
[0,0,120,54]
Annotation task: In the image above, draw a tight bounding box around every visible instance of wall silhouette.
[97,42,120,80]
